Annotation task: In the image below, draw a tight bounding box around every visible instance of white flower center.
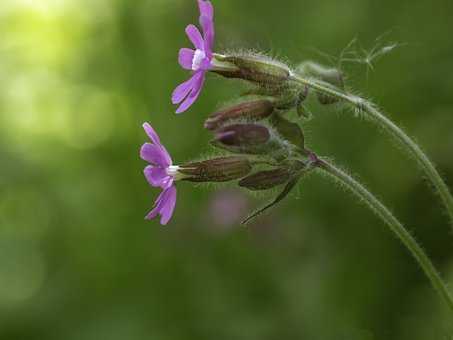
[192,49,206,71]
[166,165,188,181]
[166,165,181,178]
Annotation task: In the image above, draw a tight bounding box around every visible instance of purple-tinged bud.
[239,168,291,191]
[179,157,252,183]
[213,123,270,151]
[204,99,275,130]
[211,123,289,158]
[212,53,290,86]
[296,61,344,104]
[211,123,291,159]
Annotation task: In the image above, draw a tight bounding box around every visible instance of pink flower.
[140,123,178,225]
[172,0,215,114]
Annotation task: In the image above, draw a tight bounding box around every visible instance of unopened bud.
[296,61,344,104]
[239,168,291,191]
[204,99,275,130]
[179,157,252,183]
[213,53,290,86]
[211,123,288,158]
[212,123,269,151]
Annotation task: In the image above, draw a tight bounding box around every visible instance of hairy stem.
[316,157,453,312]
[291,73,453,228]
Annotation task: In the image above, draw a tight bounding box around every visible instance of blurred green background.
[1,0,453,339]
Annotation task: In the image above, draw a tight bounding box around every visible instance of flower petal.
[144,165,171,188]
[143,122,161,145]
[185,24,204,50]
[198,0,214,20]
[172,74,197,104]
[145,189,166,220]
[140,143,172,167]
[199,15,214,53]
[145,186,177,225]
[159,186,177,225]
[178,48,195,70]
[162,176,174,190]
[142,123,172,165]
[175,71,205,114]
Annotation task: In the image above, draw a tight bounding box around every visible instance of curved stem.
[316,157,453,312]
[291,74,453,228]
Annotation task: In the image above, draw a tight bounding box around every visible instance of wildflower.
[140,123,253,225]
[140,123,181,225]
[172,0,215,113]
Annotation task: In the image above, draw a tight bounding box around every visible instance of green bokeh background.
[1,0,453,339]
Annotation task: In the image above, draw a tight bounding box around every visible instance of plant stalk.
[316,157,453,312]
[291,73,453,228]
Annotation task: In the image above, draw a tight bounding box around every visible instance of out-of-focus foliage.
[1,0,453,339]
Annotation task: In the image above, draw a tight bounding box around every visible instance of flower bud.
[296,61,344,104]
[204,98,275,130]
[179,157,252,183]
[239,168,291,191]
[212,123,269,151]
[212,53,290,86]
[211,123,287,157]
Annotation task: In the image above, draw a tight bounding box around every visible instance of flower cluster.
[142,0,343,225]
[136,0,453,319]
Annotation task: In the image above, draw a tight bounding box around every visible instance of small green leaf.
[242,176,300,225]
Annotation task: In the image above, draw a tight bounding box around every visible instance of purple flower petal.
[140,143,172,167]
[199,15,214,53]
[146,186,177,225]
[200,18,214,54]
[143,122,161,145]
[144,165,171,188]
[198,0,214,20]
[161,176,174,190]
[185,24,204,50]
[175,71,205,114]
[178,48,195,70]
[159,186,177,225]
[198,0,214,52]
[146,189,166,220]
[172,74,197,104]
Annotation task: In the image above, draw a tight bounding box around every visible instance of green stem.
[291,74,453,228]
[316,158,453,312]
